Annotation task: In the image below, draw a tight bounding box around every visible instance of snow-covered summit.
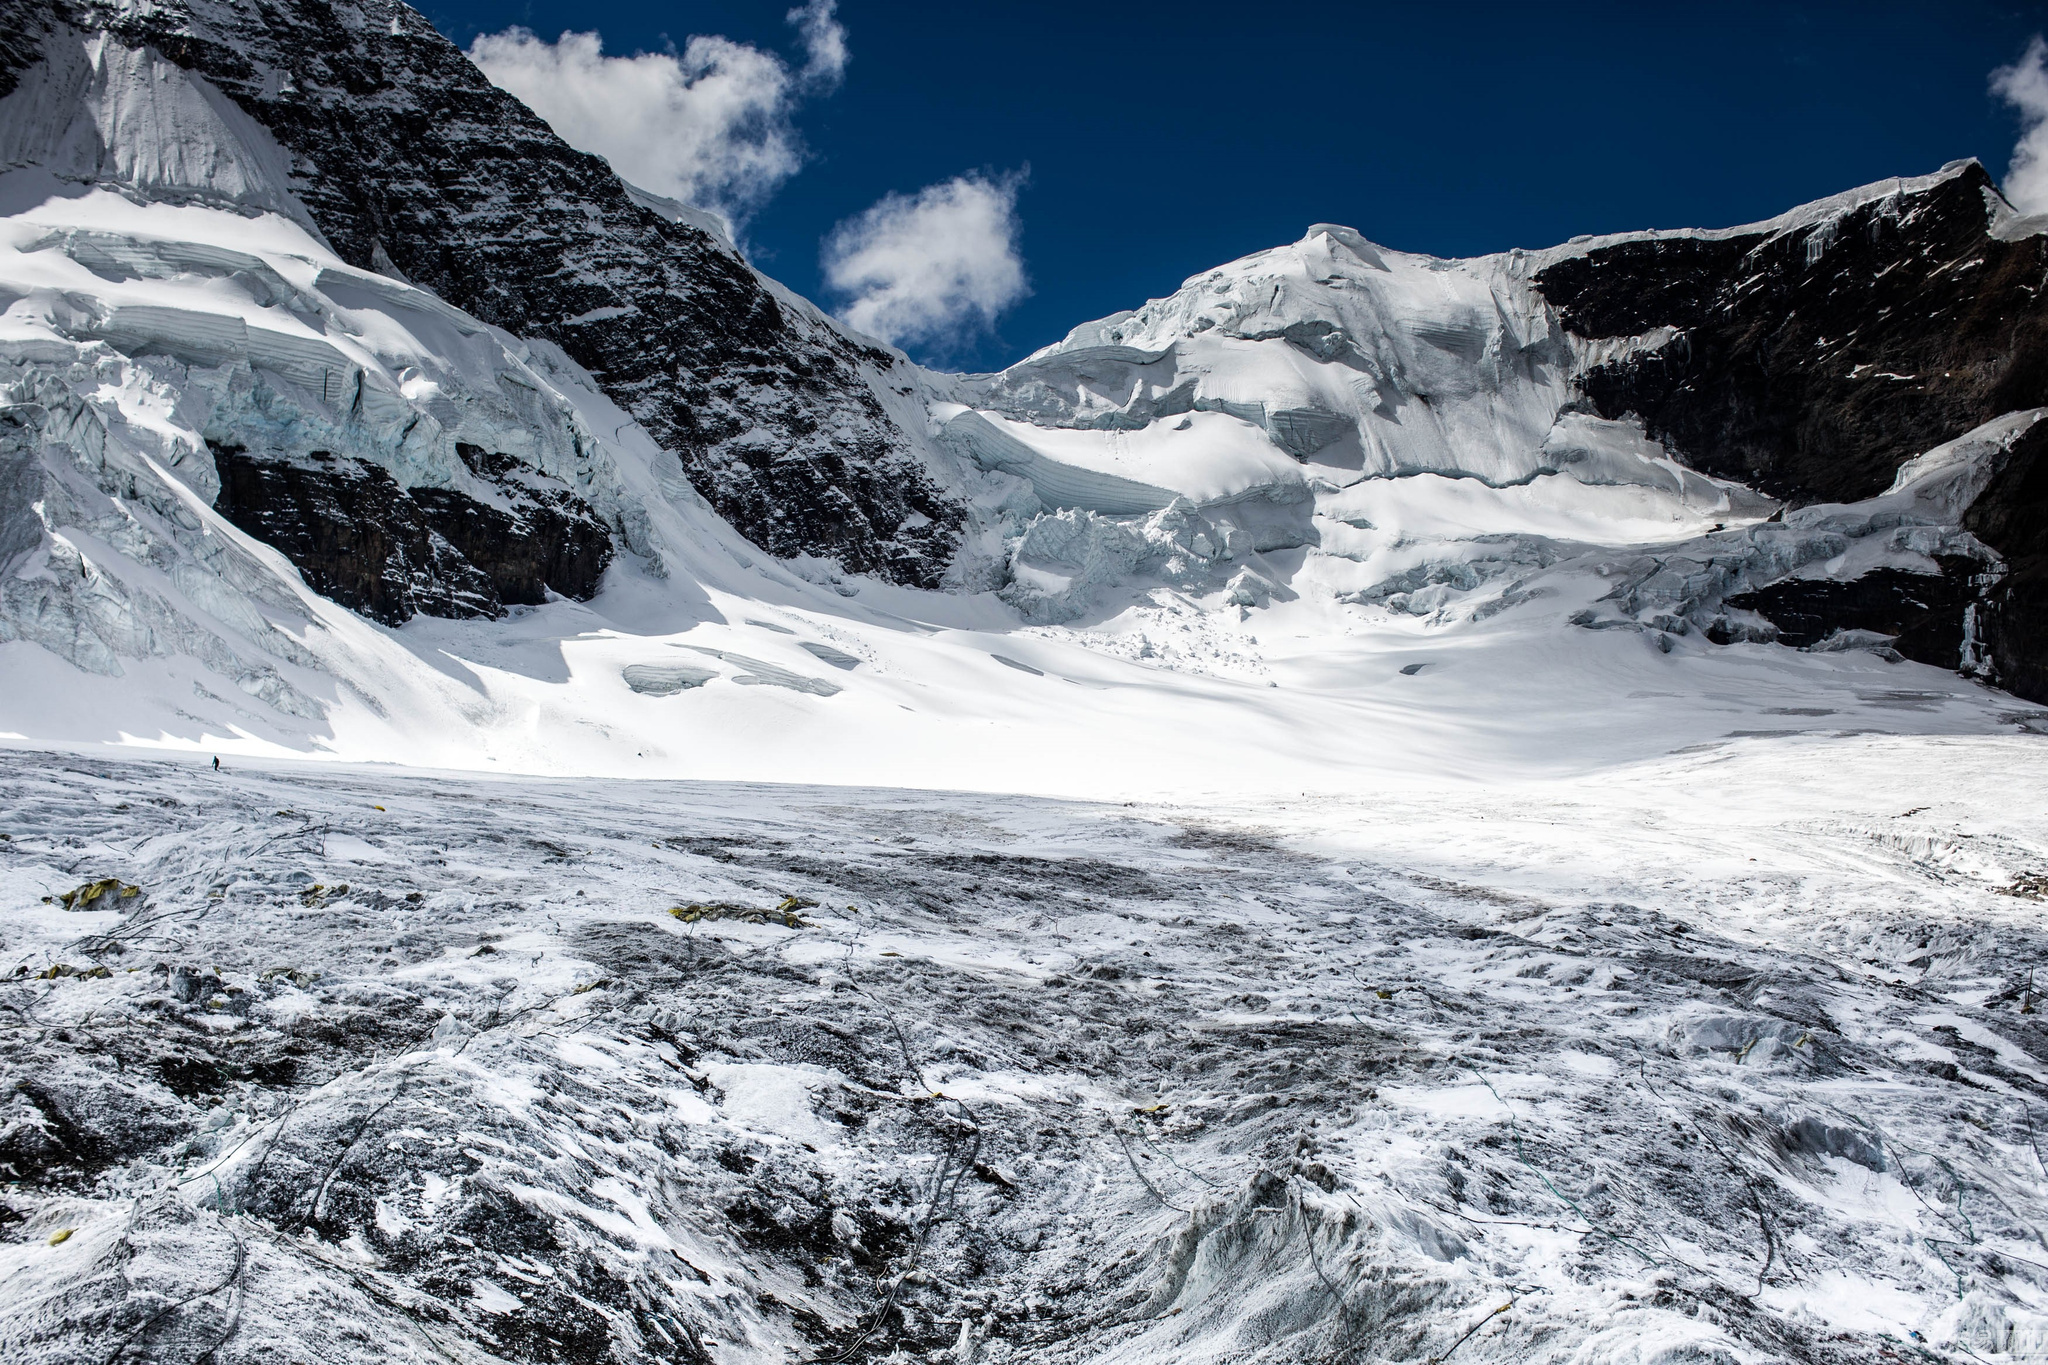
[936,160,2047,677]
[933,217,1773,627]
[956,223,1569,487]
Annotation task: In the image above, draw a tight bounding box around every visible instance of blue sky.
[422,0,2048,371]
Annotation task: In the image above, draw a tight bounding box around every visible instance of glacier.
[1,4,2046,1365]
[4,740,2048,1365]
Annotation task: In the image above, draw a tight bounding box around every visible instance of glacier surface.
[3,739,2047,1365]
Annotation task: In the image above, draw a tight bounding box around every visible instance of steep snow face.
[0,26,310,229]
[958,224,1574,485]
[5,0,974,589]
[934,219,1788,629]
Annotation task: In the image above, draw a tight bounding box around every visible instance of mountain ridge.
[948,160,2048,696]
[3,0,972,589]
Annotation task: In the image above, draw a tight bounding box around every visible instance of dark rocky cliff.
[1964,420,2048,702]
[6,0,963,589]
[1534,163,2048,702]
[211,445,614,626]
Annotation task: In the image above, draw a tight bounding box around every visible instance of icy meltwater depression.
[2,736,2046,1363]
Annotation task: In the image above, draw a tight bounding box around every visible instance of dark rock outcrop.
[1535,163,2048,701]
[9,0,962,587]
[1722,556,1982,667]
[412,444,615,611]
[1534,164,2048,505]
[212,445,611,626]
[1963,421,2048,702]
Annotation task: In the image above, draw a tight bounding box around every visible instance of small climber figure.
[212,756,220,772]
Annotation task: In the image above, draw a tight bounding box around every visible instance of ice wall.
[0,32,745,730]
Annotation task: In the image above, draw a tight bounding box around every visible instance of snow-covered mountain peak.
[930,160,2047,678]
[933,205,1775,627]
[0,0,2043,790]
[951,223,1569,488]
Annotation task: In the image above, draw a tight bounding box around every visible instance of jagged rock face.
[1533,163,2048,702]
[211,443,613,626]
[1964,421,2048,702]
[1535,165,2048,504]
[11,0,963,588]
[1722,556,1982,665]
[213,447,499,625]
[423,445,615,610]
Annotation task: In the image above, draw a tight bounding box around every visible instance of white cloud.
[467,1,847,225]
[787,0,849,91]
[822,172,1029,352]
[1992,35,2048,214]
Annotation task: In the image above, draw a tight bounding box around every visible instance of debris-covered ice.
[2,736,2045,1363]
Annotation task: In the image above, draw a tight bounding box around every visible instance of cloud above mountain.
[822,171,1030,354]
[468,1,846,227]
[1993,34,2048,214]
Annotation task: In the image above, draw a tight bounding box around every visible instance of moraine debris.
[669,895,818,927]
[46,879,143,910]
